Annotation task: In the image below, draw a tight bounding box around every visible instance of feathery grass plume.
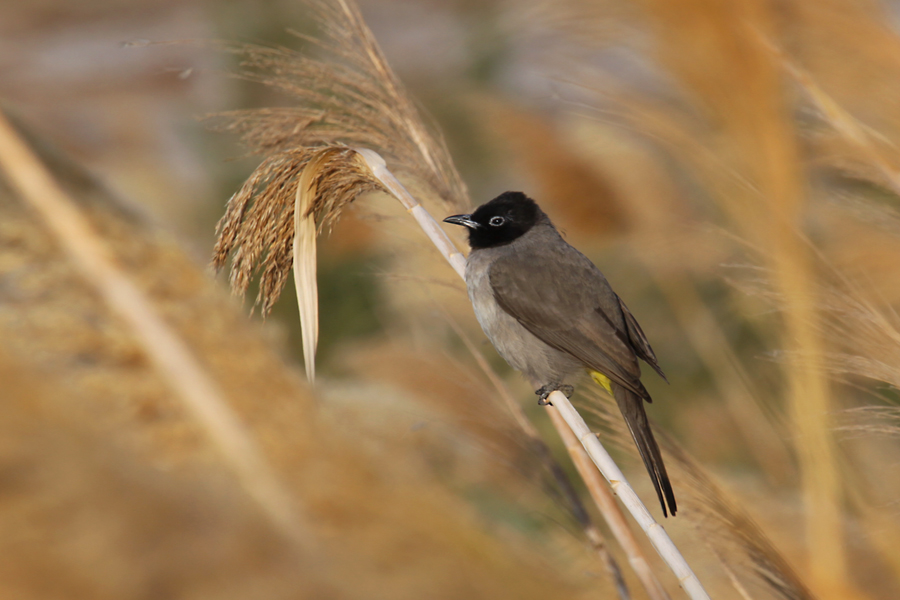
[211,0,468,318]
[757,33,900,198]
[213,146,381,315]
[839,407,900,439]
[217,0,467,204]
[790,242,900,524]
[635,20,900,590]
[640,15,843,589]
[210,0,468,376]
[726,229,900,394]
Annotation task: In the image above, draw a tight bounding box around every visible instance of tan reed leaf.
[728,241,900,395]
[293,150,337,383]
[724,238,900,588]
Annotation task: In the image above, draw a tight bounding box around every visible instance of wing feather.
[617,294,667,382]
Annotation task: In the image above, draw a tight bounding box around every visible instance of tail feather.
[612,383,677,517]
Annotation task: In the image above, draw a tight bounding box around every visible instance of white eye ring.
[489,216,505,226]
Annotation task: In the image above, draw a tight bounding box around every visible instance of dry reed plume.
[211,0,466,314]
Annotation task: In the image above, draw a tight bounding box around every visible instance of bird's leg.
[535,383,574,406]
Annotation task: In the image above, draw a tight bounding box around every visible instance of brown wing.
[617,294,667,382]
[489,241,649,399]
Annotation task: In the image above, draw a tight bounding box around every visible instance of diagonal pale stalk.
[353,147,709,600]
[546,406,671,600]
[0,109,308,545]
[353,149,467,278]
[549,390,708,600]
[294,151,335,382]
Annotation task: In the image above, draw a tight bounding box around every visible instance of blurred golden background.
[2,0,900,598]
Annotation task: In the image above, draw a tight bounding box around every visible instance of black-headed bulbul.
[444,191,676,517]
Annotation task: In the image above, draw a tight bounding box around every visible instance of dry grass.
[5,0,900,598]
[209,0,713,595]
[212,0,900,597]
[0,112,590,600]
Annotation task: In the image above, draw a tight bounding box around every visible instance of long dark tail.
[612,383,677,517]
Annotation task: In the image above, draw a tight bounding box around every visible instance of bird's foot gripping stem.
[535,383,574,406]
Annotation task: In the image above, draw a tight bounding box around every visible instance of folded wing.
[489,242,650,399]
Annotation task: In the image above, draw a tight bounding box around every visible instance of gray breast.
[465,247,582,387]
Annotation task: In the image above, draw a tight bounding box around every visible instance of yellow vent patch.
[590,370,613,394]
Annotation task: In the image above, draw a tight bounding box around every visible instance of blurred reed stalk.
[636,2,847,594]
[0,109,307,543]
[762,28,900,590]
[737,23,844,599]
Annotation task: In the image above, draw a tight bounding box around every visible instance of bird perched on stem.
[444,191,676,517]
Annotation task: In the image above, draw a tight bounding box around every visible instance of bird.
[444,191,676,517]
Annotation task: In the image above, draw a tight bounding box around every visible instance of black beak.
[443,214,480,229]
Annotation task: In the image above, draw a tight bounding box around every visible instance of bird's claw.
[535,383,574,406]
[535,385,553,405]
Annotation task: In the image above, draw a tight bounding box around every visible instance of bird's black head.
[443,191,543,250]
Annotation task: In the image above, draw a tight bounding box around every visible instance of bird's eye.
[489,216,505,227]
